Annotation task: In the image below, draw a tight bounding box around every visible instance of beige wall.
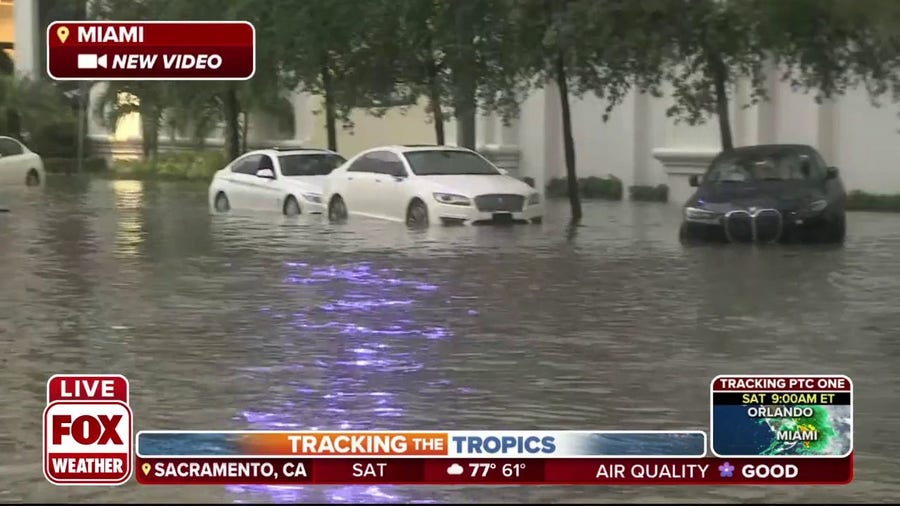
[0,3,14,62]
[306,97,442,158]
[0,5,13,44]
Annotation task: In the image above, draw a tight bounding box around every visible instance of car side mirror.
[825,166,839,180]
[689,174,700,187]
[256,168,275,179]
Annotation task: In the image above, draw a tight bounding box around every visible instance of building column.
[817,98,836,163]
[478,110,496,147]
[543,79,564,182]
[731,76,759,148]
[632,91,651,186]
[651,81,721,204]
[13,0,39,76]
[756,60,779,145]
[486,113,521,176]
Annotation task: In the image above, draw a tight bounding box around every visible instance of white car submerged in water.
[323,145,543,227]
[0,136,44,187]
[209,147,346,216]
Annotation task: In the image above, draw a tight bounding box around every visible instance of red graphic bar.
[47,21,255,80]
[135,455,853,485]
[47,374,129,403]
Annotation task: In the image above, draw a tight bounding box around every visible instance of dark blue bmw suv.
[680,144,846,244]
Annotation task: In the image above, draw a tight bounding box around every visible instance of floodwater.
[1,177,899,503]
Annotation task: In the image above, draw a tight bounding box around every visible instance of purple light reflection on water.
[232,262,456,504]
[321,299,414,312]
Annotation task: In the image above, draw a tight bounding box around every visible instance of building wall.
[303,96,452,159]
[512,70,900,203]
[0,3,14,60]
[13,0,895,194]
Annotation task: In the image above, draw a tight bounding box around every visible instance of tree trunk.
[453,3,477,149]
[140,105,159,163]
[6,110,21,139]
[708,50,733,151]
[426,57,445,145]
[223,86,241,160]
[456,106,476,149]
[555,51,582,224]
[321,56,337,152]
[241,111,249,152]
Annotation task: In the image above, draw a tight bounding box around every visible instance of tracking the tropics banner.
[43,374,853,487]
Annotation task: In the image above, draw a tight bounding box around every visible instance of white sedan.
[0,136,44,186]
[209,148,346,216]
[323,145,543,227]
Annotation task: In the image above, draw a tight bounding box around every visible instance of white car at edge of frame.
[323,145,543,227]
[0,136,44,187]
[209,147,346,216]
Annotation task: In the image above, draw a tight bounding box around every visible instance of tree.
[269,0,386,152]
[384,0,522,147]
[161,0,288,160]
[92,81,169,160]
[0,76,75,140]
[90,0,172,161]
[658,0,768,152]
[92,0,290,161]
[758,0,900,104]
[498,0,666,223]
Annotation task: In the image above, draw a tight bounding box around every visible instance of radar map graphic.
[713,404,852,456]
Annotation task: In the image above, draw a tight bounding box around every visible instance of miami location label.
[46,21,255,80]
[710,375,853,458]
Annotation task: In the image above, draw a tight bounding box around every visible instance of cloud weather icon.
[446,463,464,476]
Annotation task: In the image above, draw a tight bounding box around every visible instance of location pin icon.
[141,463,151,475]
[57,26,69,43]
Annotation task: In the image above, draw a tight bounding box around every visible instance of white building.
[8,0,900,204]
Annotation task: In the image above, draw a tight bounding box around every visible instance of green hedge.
[629,184,669,202]
[845,190,900,212]
[110,151,228,182]
[30,120,79,158]
[43,157,108,173]
[545,175,624,200]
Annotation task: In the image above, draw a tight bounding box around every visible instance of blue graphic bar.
[137,430,707,458]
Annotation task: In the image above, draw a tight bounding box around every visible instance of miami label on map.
[710,375,852,457]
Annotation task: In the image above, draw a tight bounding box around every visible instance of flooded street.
[1,177,899,503]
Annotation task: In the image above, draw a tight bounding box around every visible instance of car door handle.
[347,176,353,181]
[374,178,382,183]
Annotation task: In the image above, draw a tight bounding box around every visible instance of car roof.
[721,144,819,157]
[241,147,342,158]
[360,145,476,155]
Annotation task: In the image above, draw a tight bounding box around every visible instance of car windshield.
[403,150,500,176]
[705,150,822,183]
[279,153,345,176]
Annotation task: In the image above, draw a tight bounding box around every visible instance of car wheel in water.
[679,222,690,243]
[25,170,39,186]
[328,195,347,223]
[406,199,429,229]
[283,196,301,216]
[823,211,846,244]
[214,192,230,213]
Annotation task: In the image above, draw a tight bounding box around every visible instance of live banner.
[136,455,853,486]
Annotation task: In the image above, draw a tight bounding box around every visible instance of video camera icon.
[77,54,107,69]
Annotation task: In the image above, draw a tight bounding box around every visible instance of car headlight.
[302,193,322,204]
[527,192,540,205]
[806,199,827,212]
[433,193,471,206]
[684,206,719,221]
